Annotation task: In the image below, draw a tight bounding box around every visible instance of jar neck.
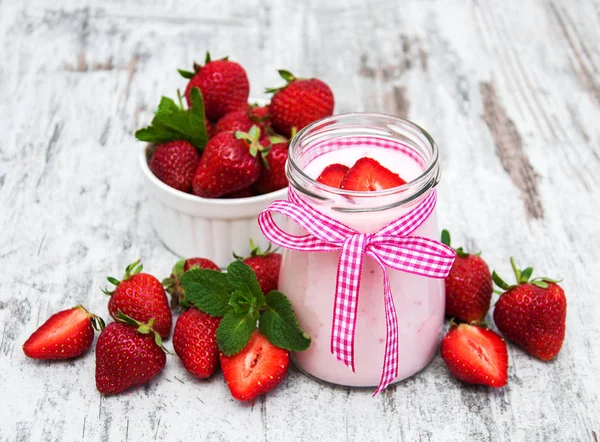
[286,112,441,213]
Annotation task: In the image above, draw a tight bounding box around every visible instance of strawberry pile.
[22,243,305,401]
[136,53,335,198]
[438,230,567,388]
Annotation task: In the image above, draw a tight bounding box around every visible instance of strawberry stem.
[114,310,171,354]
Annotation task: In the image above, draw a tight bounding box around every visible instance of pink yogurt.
[278,114,445,387]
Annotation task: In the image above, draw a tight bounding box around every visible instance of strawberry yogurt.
[277,114,445,387]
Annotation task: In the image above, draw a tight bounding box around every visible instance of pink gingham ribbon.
[258,189,455,394]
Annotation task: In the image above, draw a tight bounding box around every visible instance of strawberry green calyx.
[492,257,562,292]
[233,239,278,260]
[441,229,472,258]
[235,125,264,158]
[162,258,189,310]
[75,305,106,331]
[265,69,298,94]
[177,52,230,79]
[102,260,143,295]
[114,310,169,353]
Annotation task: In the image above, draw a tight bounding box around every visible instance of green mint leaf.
[229,289,254,314]
[259,291,311,352]
[226,260,265,308]
[180,268,232,317]
[177,68,195,79]
[134,91,208,151]
[216,308,257,356]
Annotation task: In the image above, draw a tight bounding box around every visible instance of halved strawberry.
[440,323,508,387]
[23,305,105,360]
[316,163,349,188]
[220,330,289,401]
[339,157,406,191]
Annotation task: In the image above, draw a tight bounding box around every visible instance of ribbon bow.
[258,189,455,394]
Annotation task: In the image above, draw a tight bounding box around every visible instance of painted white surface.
[0,0,599,440]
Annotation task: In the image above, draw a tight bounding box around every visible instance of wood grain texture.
[1,0,599,441]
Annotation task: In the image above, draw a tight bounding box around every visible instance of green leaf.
[180,268,232,316]
[226,260,266,308]
[278,69,296,82]
[229,289,253,314]
[177,68,195,79]
[259,291,311,352]
[492,271,511,291]
[216,308,257,356]
[531,280,549,289]
[134,90,208,151]
[171,258,186,278]
[520,267,534,283]
[441,229,451,247]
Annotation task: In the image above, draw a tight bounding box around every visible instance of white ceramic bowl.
[139,143,288,268]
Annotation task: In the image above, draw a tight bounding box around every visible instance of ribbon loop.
[257,189,455,394]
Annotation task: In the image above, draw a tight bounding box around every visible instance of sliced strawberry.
[23,306,105,360]
[339,157,406,191]
[440,323,508,387]
[220,330,289,401]
[316,163,349,188]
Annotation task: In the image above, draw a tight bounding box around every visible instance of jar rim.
[286,112,440,211]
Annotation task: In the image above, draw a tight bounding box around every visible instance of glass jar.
[278,113,444,387]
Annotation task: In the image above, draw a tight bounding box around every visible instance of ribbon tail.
[330,234,367,373]
[368,252,399,396]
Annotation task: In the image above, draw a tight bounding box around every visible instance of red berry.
[149,140,201,193]
[23,306,104,360]
[339,157,406,191]
[492,259,566,361]
[254,137,289,194]
[192,131,261,198]
[242,243,282,294]
[220,330,289,401]
[104,260,172,339]
[173,308,221,378]
[185,58,249,122]
[441,230,493,323]
[268,72,334,138]
[164,257,221,310]
[440,323,508,387]
[95,321,166,394]
[316,163,350,188]
[214,111,261,137]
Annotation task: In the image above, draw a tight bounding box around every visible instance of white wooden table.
[1,0,599,440]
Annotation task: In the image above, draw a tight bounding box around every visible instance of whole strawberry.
[248,105,270,131]
[182,53,249,122]
[441,230,493,323]
[23,305,105,360]
[192,128,262,198]
[440,323,508,387]
[95,313,167,394]
[239,240,282,294]
[267,70,334,138]
[492,258,566,361]
[103,260,172,339]
[163,257,221,309]
[173,307,221,378]
[149,140,201,193]
[214,110,263,138]
[254,136,289,194]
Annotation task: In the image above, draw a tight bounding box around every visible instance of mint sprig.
[179,269,232,317]
[181,259,311,356]
[259,291,311,352]
[135,86,208,152]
